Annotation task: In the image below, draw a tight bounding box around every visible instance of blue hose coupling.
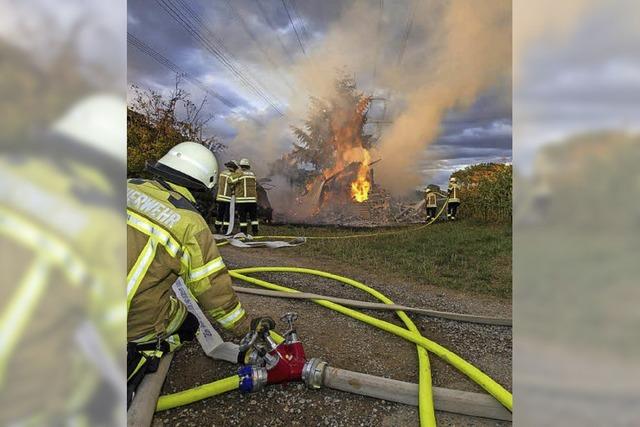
[238,365,268,393]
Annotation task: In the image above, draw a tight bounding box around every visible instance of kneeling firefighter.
[235,158,259,236]
[127,142,251,406]
[447,177,461,220]
[214,160,240,233]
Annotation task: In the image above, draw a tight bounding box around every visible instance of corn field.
[452,163,512,223]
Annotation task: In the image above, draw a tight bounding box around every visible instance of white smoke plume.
[227,0,511,195]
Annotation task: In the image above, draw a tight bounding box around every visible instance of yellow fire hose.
[229,267,513,412]
[162,201,513,424]
[156,375,240,412]
[214,199,450,244]
[233,267,437,425]
[155,266,511,422]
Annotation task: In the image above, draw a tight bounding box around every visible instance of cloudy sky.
[128,0,512,188]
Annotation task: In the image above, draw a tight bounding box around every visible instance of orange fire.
[350,151,371,203]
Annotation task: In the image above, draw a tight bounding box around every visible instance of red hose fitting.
[266,341,307,385]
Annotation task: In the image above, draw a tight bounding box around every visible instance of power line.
[164,0,277,102]
[127,32,239,110]
[224,0,295,92]
[173,0,283,106]
[156,0,284,115]
[397,0,415,66]
[289,0,310,42]
[253,0,294,63]
[281,0,306,56]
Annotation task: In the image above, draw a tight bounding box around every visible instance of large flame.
[350,151,371,203]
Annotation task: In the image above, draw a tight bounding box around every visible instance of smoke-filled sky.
[128,0,512,191]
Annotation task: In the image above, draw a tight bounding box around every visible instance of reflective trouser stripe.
[239,222,248,227]
[0,257,49,385]
[235,198,257,202]
[216,196,231,202]
[214,220,222,226]
[126,237,158,312]
[187,256,225,283]
[216,303,246,329]
[250,221,259,225]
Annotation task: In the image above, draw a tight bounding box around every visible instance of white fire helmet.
[239,158,251,168]
[53,94,125,160]
[425,188,432,193]
[450,177,457,183]
[157,142,219,189]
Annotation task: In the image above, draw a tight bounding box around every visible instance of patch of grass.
[260,220,512,298]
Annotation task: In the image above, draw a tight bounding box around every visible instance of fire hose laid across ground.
[152,267,513,426]
[143,200,512,426]
[215,197,450,246]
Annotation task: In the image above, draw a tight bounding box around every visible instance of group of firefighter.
[4,92,471,425]
[214,158,259,236]
[125,141,464,407]
[423,176,461,221]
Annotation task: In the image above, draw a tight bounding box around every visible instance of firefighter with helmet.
[0,95,125,426]
[214,160,240,233]
[447,177,461,220]
[424,187,438,221]
[127,142,251,405]
[234,158,259,236]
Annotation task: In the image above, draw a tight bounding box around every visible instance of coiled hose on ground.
[156,266,512,426]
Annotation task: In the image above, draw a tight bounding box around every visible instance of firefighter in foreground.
[235,158,259,236]
[214,160,240,233]
[127,142,251,406]
[447,177,461,220]
[1,95,124,426]
[424,187,438,221]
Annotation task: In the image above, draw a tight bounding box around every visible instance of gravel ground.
[153,246,512,426]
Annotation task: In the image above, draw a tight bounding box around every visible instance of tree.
[272,74,373,188]
[127,76,224,177]
[451,163,512,222]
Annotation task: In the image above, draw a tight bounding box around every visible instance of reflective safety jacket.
[234,170,257,204]
[425,191,437,208]
[215,170,240,202]
[0,155,124,425]
[127,179,248,343]
[448,183,460,203]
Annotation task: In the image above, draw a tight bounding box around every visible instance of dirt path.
[154,246,512,426]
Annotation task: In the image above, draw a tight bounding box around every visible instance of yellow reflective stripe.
[235,197,256,202]
[187,256,225,282]
[0,257,49,385]
[126,237,157,311]
[216,303,246,329]
[0,207,88,285]
[127,210,180,257]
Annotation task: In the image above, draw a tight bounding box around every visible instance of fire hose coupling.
[302,357,327,389]
[238,365,268,393]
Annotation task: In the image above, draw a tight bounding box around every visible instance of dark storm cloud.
[419,89,512,186]
[128,0,512,184]
[516,3,640,171]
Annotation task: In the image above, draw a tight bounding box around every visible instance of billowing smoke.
[226,0,511,197]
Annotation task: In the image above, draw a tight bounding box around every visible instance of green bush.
[452,163,512,223]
